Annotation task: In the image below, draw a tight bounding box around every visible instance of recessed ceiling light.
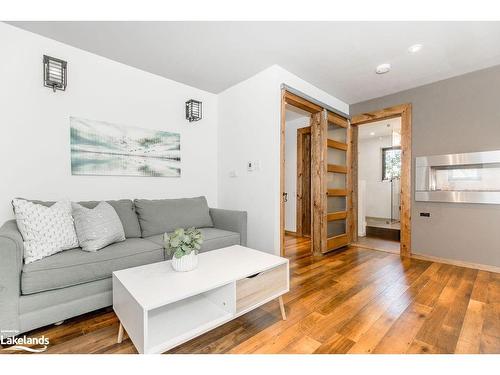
[375,63,391,74]
[408,44,423,54]
[370,132,375,136]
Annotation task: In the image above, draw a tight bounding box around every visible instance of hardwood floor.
[353,236,401,254]
[4,235,499,354]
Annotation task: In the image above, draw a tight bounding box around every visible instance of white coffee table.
[112,245,289,354]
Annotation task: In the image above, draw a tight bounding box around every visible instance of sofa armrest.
[209,208,247,246]
[0,220,23,334]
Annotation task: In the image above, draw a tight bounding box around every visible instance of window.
[382,146,401,181]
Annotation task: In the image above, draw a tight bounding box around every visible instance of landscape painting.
[70,117,180,177]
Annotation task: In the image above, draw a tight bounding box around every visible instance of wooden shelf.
[327,211,347,221]
[327,139,348,151]
[327,164,348,174]
[327,189,348,197]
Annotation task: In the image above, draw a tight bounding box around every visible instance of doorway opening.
[351,104,412,257]
[283,103,313,257]
[356,118,401,253]
[280,89,352,258]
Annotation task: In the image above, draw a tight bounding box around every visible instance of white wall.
[284,116,310,232]
[218,65,348,254]
[358,135,392,218]
[0,23,218,223]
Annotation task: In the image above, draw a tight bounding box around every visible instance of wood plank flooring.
[353,236,401,254]
[3,235,499,354]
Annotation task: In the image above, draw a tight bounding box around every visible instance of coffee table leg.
[117,322,124,344]
[278,296,287,320]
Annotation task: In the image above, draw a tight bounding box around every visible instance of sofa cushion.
[72,202,126,251]
[144,227,240,258]
[134,197,213,237]
[21,238,164,295]
[12,199,79,264]
[25,199,141,238]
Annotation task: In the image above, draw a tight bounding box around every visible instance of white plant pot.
[171,251,198,272]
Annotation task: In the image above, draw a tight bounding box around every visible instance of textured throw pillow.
[12,199,79,264]
[72,201,125,252]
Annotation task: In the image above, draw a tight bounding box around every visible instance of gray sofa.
[0,197,247,338]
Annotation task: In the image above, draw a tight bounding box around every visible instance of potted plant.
[163,227,203,272]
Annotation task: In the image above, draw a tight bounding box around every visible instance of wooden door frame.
[350,104,412,257]
[296,126,311,238]
[280,90,323,256]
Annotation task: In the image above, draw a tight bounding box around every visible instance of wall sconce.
[185,99,202,122]
[43,55,67,92]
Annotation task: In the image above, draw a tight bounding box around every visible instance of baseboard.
[411,252,500,274]
[284,230,297,236]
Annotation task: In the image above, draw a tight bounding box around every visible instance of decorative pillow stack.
[72,201,126,252]
[12,199,79,264]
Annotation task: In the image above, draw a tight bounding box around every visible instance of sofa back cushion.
[25,199,141,238]
[134,196,213,237]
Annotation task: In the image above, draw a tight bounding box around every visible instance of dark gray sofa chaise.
[0,197,247,338]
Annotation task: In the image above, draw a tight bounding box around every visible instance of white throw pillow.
[72,201,125,252]
[12,199,79,264]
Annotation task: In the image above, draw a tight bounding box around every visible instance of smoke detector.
[408,44,423,54]
[375,63,391,74]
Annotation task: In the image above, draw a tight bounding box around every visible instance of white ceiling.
[358,118,401,140]
[7,21,500,104]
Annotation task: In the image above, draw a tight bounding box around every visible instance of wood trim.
[327,189,348,197]
[350,126,358,244]
[399,105,412,258]
[411,252,500,274]
[350,103,412,257]
[346,119,354,244]
[298,126,311,135]
[327,139,348,150]
[296,126,312,238]
[280,89,286,256]
[351,104,409,125]
[284,230,297,236]
[283,91,323,113]
[296,126,304,238]
[311,111,327,256]
[327,164,348,174]
[327,111,348,128]
[327,233,349,251]
[327,211,347,221]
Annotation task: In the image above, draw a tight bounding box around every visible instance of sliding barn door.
[312,110,351,255]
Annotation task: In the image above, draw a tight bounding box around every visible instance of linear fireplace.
[415,150,500,204]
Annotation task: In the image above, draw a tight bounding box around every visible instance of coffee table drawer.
[236,263,288,313]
